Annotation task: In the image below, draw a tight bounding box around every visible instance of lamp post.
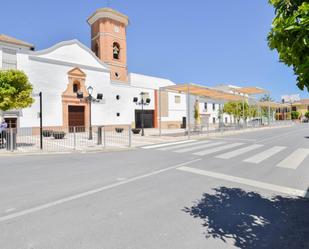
[77,86,103,140]
[32,92,43,150]
[87,86,93,140]
[133,92,151,136]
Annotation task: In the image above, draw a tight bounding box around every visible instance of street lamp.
[77,86,103,140]
[133,92,151,136]
[87,86,93,96]
[32,92,43,150]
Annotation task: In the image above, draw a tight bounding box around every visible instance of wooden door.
[68,106,85,128]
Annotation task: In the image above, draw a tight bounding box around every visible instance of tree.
[291,110,300,120]
[305,111,309,119]
[0,70,34,112]
[194,100,201,125]
[260,94,274,102]
[223,101,257,123]
[259,95,275,118]
[268,0,309,91]
[223,102,241,123]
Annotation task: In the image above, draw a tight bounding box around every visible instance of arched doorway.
[62,67,90,129]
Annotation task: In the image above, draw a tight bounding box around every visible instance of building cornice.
[91,32,126,42]
[29,56,110,73]
[87,8,129,26]
[30,39,111,70]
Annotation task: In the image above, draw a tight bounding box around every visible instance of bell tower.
[87,8,129,82]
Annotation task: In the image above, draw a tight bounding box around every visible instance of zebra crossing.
[142,140,309,170]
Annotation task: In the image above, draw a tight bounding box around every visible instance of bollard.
[103,126,106,148]
[10,128,13,152]
[73,127,76,150]
[129,125,132,147]
[97,126,103,145]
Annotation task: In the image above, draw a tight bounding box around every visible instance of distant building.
[281,94,300,104]
[291,99,309,119]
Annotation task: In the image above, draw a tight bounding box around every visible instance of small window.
[73,83,79,93]
[213,117,216,124]
[175,96,181,104]
[113,42,120,60]
[292,106,297,112]
[116,95,120,100]
[117,113,120,117]
[213,103,216,111]
[114,72,120,78]
[204,103,208,111]
[4,118,17,129]
[225,117,228,124]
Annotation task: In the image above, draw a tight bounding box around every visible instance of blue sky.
[1,0,308,100]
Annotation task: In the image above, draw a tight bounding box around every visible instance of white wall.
[7,40,238,128]
[15,41,178,128]
[17,45,111,127]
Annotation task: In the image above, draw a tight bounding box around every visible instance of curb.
[0,147,135,157]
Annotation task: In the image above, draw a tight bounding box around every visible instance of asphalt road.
[1,124,309,249]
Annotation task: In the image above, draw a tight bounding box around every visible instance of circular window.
[114,72,120,78]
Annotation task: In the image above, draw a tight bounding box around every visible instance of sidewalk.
[0,123,294,156]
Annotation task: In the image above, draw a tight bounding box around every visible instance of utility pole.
[39,92,43,150]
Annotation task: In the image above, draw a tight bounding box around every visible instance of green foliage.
[260,94,274,102]
[291,110,300,119]
[223,101,258,122]
[268,0,309,91]
[259,95,276,117]
[194,108,199,120]
[305,111,309,119]
[0,70,34,111]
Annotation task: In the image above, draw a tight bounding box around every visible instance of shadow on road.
[183,187,309,249]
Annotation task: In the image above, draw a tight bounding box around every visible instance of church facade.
[0,8,228,130]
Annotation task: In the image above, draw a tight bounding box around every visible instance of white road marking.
[175,141,226,153]
[117,177,127,181]
[216,144,264,159]
[178,166,309,198]
[277,148,309,169]
[0,159,201,223]
[244,146,286,164]
[142,140,196,149]
[4,208,16,213]
[193,143,244,156]
[159,140,210,151]
[212,137,256,142]
[256,126,308,143]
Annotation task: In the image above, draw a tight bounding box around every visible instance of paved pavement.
[0,124,309,249]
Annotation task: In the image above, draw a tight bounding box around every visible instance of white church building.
[0,8,232,130]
